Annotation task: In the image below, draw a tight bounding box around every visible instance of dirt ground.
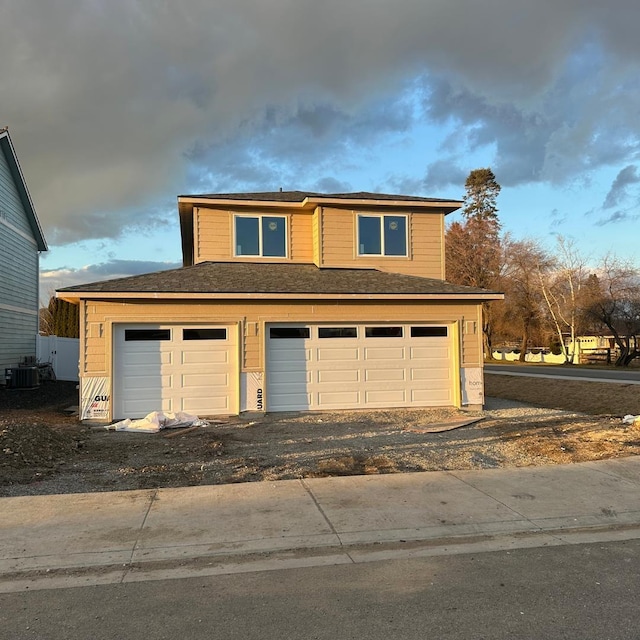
[1,374,639,496]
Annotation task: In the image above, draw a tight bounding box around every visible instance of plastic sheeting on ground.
[623,415,640,426]
[106,411,209,433]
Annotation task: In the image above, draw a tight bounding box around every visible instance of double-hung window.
[235,215,287,257]
[357,214,408,257]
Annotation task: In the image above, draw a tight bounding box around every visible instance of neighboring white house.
[565,335,617,364]
[0,127,47,382]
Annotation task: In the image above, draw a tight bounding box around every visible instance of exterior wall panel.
[0,308,37,372]
[0,143,40,375]
[320,207,444,278]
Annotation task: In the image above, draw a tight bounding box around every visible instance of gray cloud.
[2,0,640,245]
[41,259,182,299]
[595,210,639,226]
[603,165,640,208]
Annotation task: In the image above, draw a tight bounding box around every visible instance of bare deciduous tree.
[501,240,552,361]
[583,256,640,367]
[537,237,590,364]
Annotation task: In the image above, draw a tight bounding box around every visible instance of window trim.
[318,327,358,339]
[356,213,409,258]
[233,214,288,258]
[364,326,404,338]
[410,326,448,338]
[269,327,311,339]
[124,328,171,341]
[183,328,228,341]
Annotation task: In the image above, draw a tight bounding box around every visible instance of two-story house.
[0,128,48,382]
[57,191,501,421]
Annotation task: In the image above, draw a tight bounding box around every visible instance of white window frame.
[233,214,289,258]
[356,213,409,257]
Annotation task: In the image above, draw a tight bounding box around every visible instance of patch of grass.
[485,374,640,415]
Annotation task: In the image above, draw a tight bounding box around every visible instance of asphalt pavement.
[3,456,640,593]
[485,363,640,384]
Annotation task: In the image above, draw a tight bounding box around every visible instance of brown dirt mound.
[0,421,80,469]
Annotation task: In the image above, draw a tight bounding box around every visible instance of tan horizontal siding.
[195,207,232,262]
[289,214,313,262]
[312,208,320,266]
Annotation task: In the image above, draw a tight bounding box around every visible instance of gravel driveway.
[3,381,636,497]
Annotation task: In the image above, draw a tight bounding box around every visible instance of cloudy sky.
[2,0,639,298]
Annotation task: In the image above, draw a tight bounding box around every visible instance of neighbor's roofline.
[0,127,47,252]
[57,291,503,304]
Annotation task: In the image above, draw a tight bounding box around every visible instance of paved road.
[485,363,640,383]
[1,540,639,640]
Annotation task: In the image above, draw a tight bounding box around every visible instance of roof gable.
[0,128,47,252]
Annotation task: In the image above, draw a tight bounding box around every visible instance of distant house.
[0,128,47,381]
[58,191,502,421]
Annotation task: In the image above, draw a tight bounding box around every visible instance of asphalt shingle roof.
[179,191,459,204]
[58,262,498,297]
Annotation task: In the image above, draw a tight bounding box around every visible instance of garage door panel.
[365,369,405,382]
[411,389,451,403]
[364,347,406,360]
[269,347,311,362]
[122,363,171,378]
[317,369,359,383]
[183,396,230,412]
[181,350,229,365]
[317,391,361,405]
[269,361,310,374]
[410,346,450,359]
[365,389,407,404]
[124,397,174,415]
[316,347,359,361]
[269,392,312,410]
[181,372,229,388]
[410,367,451,381]
[120,351,172,366]
[122,374,172,390]
[270,370,313,384]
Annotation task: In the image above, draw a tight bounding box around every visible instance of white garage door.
[113,324,237,419]
[266,323,454,411]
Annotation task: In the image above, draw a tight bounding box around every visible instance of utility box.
[5,367,40,389]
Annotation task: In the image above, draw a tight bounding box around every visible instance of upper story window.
[357,214,408,257]
[234,215,287,257]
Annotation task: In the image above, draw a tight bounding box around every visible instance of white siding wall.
[0,141,40,376]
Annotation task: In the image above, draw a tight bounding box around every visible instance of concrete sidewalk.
[2,457,640,592]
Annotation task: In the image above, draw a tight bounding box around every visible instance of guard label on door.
[461,368,484,405]
[81,377,110,420]
[241,372,265,411]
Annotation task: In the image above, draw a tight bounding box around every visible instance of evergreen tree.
[462,168,501,222]
[446,168,503,358]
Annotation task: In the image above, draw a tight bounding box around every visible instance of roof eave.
[0,129,47,252]
[56,290,504,304]
[177,194,462,214]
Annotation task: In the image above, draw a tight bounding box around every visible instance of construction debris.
[106,411,208,434]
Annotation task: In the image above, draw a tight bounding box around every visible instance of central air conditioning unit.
[5,367,40,389]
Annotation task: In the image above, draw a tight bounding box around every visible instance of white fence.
[491,350,567,364]
[36,335,79,381]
